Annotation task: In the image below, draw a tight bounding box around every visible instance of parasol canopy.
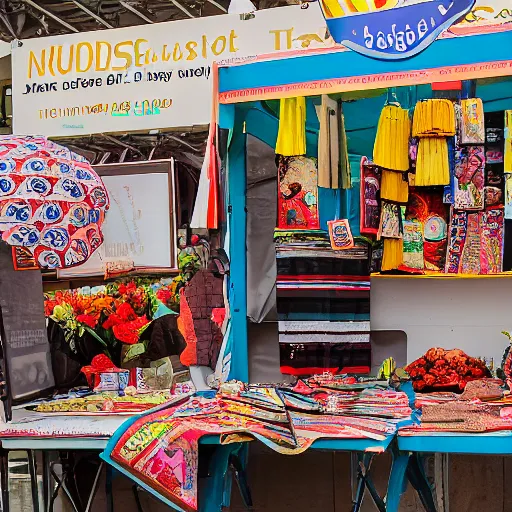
[0,135,109,269]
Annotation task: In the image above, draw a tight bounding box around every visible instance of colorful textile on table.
[445,208,504,274]
[406,190,449,272]
[373,105,411,172]
[276,97,306,157]
[412,99,456,138]
[0,136,109,268]
[328,219,354,250]
[278,156,320,230]
[460,98,485,145]
[106,384,411,511]
[360,157,381,235]
[454,145,485,210]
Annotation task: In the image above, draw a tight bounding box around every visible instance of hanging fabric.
[460,98,485,145]
[381,169,409,203]
[415,138,450,186]
[412,99,456,137]
[373,105,411,172]
[381,238,403,271]
[339,100,351,189]
[317,95,339,188]
[190,63,220,229]
[276,97,306,156]
[505,110,512,173]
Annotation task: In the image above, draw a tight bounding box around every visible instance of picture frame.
[57,158,177,278]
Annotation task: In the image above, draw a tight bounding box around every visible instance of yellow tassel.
[276,97,306,156]
[412,99,456,137]
[381,169,409,203]
[382,238,403,271]
[505,110,512,173]
[415,138,450,186]
[373,105,411,172]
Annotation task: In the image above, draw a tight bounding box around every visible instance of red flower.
[77,314,98,329]
[156,289,172,303]
[103,314,122,330]
[91,354,116,370]
[113,315,150,345]
[116,302,137,322]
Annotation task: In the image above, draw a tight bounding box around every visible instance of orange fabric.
[178,292,198,367]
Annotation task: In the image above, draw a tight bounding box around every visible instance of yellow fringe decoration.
[321,0,345,18]
[505,110,512,173]
[415,138,450,186]
[412,99,456,137]
[373,105,411,172]
[276,97,306,156]
[382,238,403,271]
[381,169,409,203]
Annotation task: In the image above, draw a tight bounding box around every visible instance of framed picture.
[58,159,177,278]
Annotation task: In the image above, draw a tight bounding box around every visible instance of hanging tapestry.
[505,174,512,219]
[379,201,402,239]
[505,111,512,173]
[328,219,354,250]
[402,221,424,270]
[480,208,504,274]
[446,208,504,274]
[460,98,485,145]
[454,145,485,210]
[359,157,381,235]
[277,156,320,230]
[406,190,449,271]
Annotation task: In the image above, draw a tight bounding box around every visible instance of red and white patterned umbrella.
[0,136,109,269]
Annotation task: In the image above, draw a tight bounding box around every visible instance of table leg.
[406,454,436,512]
[0,448,9,512]
[385,450,410,512]
[105,464,113,512]
[27,450,39,512]
[42,452,51,512]
[199,443,243,512]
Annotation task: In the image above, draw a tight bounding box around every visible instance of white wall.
[370,276,512,365]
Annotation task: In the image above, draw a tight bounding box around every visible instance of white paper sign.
[11,5,329,137]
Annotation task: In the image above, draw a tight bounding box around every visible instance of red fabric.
[432,81,462,91]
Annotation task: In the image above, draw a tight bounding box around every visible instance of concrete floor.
[4,446,512,512]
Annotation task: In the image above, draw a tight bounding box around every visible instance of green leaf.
[123,343,146,363]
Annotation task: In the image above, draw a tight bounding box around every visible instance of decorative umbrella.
[0,136,109,269]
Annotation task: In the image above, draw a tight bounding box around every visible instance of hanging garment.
[373,105,411,172]
[412,99,456,137]
[505,110,512,173]
[460,98,485,145]
[415,138,450,186]
[317,95,339,188]
[317,96,351,189]
[381,238,403,271]
[178,269,225,369]
[276,97,306,156]
[381,169,409,203]
[359,157,381,236]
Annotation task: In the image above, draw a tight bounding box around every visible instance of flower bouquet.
[406,347,490,392]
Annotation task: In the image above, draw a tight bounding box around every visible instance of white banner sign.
[12,5,328,136]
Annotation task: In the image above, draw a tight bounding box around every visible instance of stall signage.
[323,0,477,59]
[11,5,329,137]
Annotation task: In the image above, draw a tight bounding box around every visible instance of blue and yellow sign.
[319,0,477,59]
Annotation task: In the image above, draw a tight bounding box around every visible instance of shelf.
[371,272,512,280]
